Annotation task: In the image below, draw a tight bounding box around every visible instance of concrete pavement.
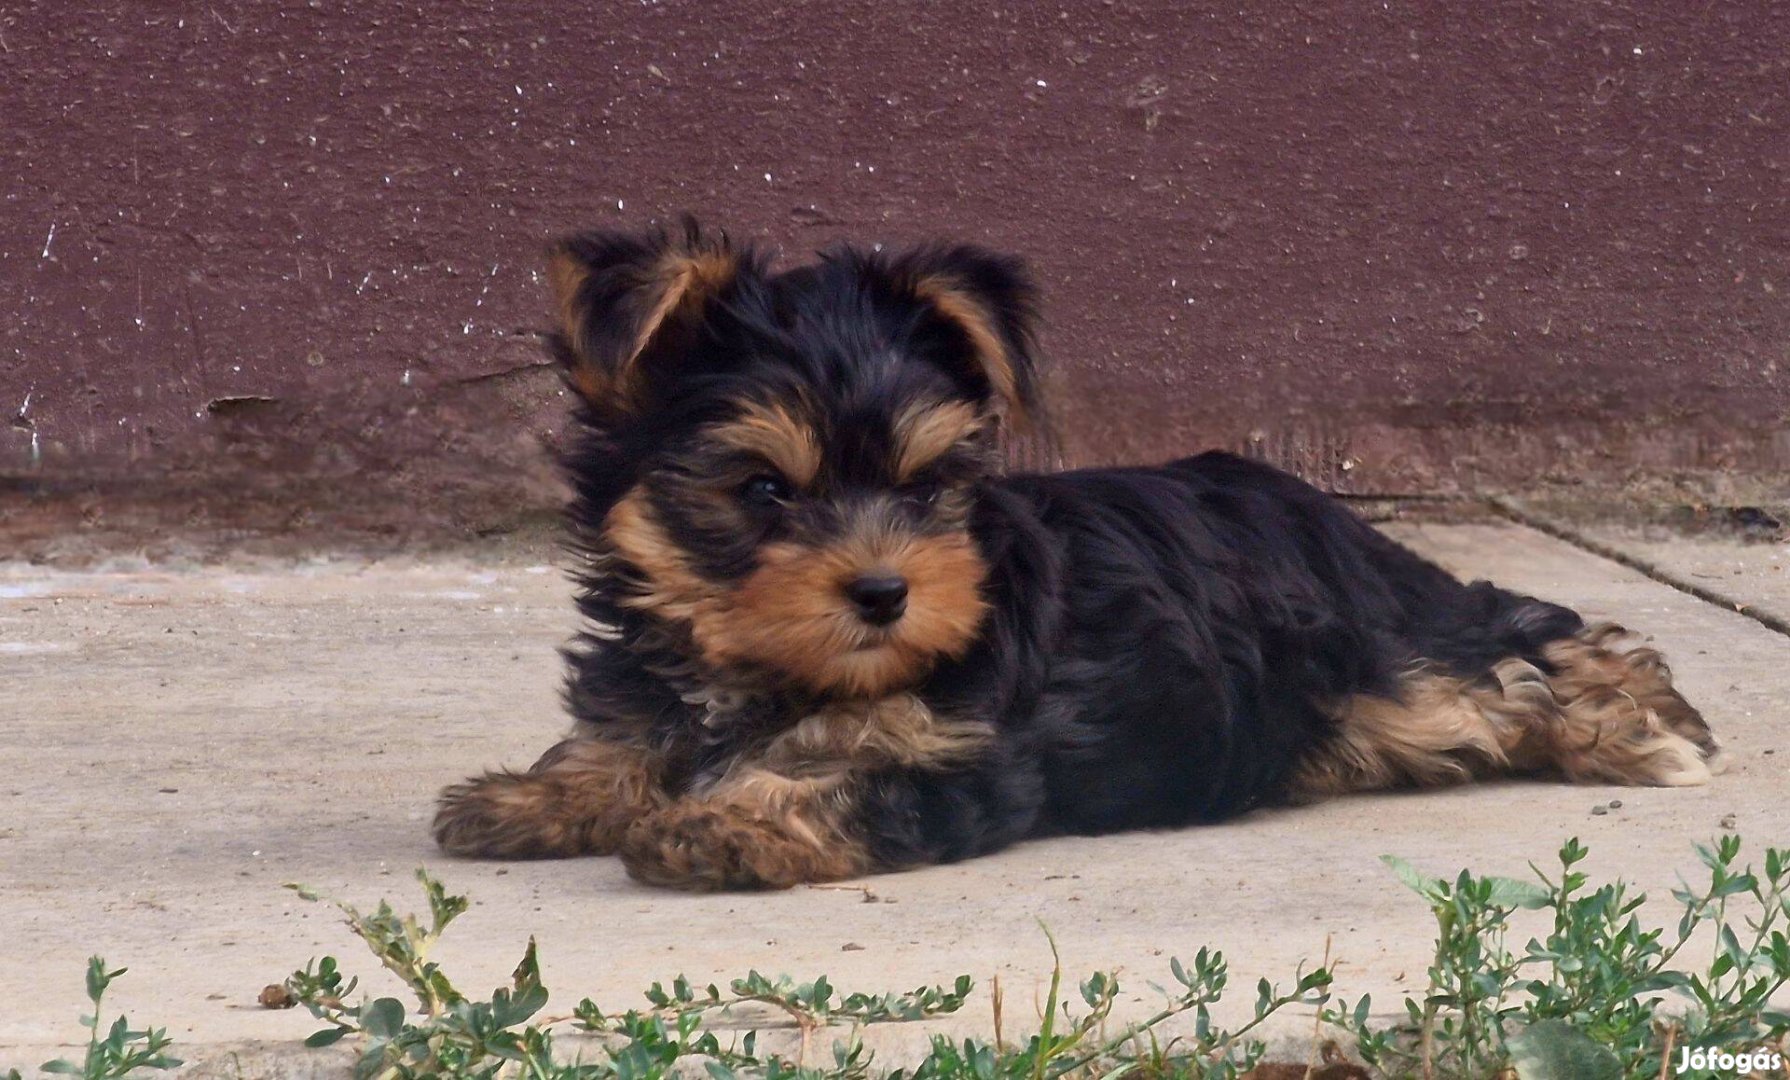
[2,523,1785,1075]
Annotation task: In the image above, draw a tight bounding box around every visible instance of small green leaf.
[511,936,542,988]
[1381,854,1446,902]
[361,997,406,1039]
[304,1027,348,1048]
[84,956,115,1005]
[1482,875,1552,910]
[1507,1019,1622,1080]
[1168,956,1188,986]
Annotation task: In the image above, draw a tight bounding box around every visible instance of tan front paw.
[433,771,591,859]
[618,805,869,891]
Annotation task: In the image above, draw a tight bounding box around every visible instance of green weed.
[280,871,1328,1080]
[11,837,1786,1079]
[2,958,180,1080]
[1326,835,1790,1078]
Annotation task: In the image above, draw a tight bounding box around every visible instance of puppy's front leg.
[618,767,870,890]
[618,696,1003,890]
[434,736,667,859]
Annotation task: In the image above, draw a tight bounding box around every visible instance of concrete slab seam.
[1489,496,1790,640]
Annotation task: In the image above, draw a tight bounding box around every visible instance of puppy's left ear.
[545,221,748,420]
[893,246,1043,432]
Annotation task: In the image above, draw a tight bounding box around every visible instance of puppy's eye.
[900,480,943,508]
[740,475,793,507]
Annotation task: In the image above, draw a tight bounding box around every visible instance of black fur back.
[863,451,1585,866]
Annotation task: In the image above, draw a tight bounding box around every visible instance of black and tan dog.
[434,222,1719,890]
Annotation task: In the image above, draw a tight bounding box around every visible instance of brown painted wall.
[5,2,1788,540]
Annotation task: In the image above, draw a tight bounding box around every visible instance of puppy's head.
[548,221,1041,699]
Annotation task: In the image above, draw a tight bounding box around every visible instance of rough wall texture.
[4,2,1787,542]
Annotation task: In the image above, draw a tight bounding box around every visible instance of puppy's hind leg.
[1536,623,1719,786]
[433,737,667,859]
[1290,624,1718,800]
[1290,662,1546,799]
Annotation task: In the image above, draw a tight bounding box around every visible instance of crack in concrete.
[450,358,557,387]
[1488,496,1790,640]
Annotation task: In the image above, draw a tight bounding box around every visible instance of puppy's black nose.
[845,573,908,626]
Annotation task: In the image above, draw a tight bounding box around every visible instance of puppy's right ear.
[545,223,746,418]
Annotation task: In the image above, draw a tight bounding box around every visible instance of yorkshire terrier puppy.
[434,222,1719,890]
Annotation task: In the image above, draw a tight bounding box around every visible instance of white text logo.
[1675,1046,1784,1074]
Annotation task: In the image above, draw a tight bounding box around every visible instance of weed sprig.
[10,838,1786,1079]
[279,869,1325,1080]
[1326,835,1790,1079]
[3,958,181,1080]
